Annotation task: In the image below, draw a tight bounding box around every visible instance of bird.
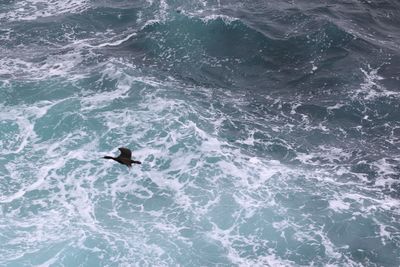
[103,147,142,167]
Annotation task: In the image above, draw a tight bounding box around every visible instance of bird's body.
[103,147,141,167]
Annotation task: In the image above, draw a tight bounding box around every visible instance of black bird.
[103,147,142,168]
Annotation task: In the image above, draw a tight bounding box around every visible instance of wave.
[101,11,392,95]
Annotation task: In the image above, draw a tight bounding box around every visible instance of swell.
[2,3,397,93]
[103,10,394,95]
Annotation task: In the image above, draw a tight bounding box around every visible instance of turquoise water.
[1,0,400,266]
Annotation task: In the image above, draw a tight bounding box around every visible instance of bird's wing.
[118,147,132,159]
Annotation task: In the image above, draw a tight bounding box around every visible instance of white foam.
[0,100,59,155]
[0,0,89,22]
[158,0,169,21]
[94,32,137,48]
[0,48,87,81]
[310,60,318,73]
[295,145,351,167]
[354,65,399,100]
[207,223,296,266]
[2,58,400,266]
[326,103,345,110]
[201,14,238,24]
[373,158,398,178]
[329,199,350,212]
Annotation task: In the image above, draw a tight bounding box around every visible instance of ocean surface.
[1,0,400,266]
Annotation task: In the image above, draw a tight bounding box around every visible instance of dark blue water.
[1,0,400,266]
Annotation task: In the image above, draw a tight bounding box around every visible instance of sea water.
[1,0,400,266]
